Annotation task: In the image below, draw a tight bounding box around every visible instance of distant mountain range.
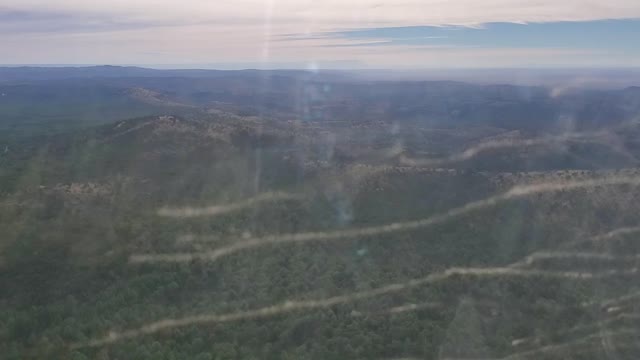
[1,66,639,139]
[0,65,316,82]
[2,65,640,87]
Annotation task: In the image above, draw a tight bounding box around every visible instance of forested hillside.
[2,97,640,359]
[2,68,640,359]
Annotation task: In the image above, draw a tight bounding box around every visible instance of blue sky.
[323,20,640,51]
[1,1,639,68]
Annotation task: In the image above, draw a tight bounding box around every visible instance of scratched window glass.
[2,1,640,359]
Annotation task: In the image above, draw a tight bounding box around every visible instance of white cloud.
[4,0,640,28]
[1,0,640,66]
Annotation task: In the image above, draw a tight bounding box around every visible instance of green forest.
[2,110,640,359]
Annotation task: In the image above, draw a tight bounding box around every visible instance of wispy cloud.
[1,1,640,67]
[5,1,640,28]
[0,10,163,34]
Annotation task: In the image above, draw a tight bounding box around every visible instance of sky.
[1,0,640,69]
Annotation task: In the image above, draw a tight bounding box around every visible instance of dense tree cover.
[2,113,640,359]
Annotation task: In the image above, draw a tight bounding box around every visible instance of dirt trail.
[133,175,640,265]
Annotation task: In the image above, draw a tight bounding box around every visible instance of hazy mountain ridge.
[2,67,640,140]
